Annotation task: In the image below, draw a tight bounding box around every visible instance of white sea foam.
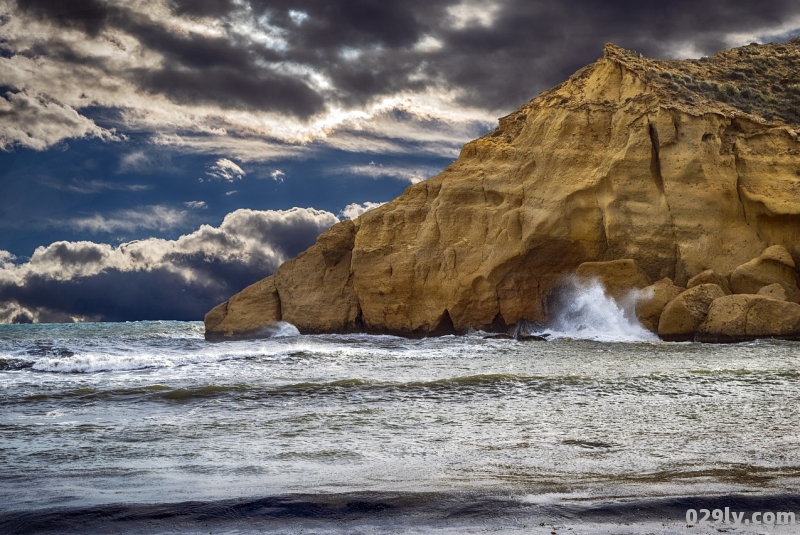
[544,277,658,342]
[31,352,178,373]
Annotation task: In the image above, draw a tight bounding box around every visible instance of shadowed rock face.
[206,40,800,339]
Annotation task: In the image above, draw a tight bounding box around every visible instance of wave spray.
[545,276,657,342]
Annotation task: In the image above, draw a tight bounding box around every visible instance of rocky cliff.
[206,40,800,340]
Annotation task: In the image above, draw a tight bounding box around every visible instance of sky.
[1,0,800,323]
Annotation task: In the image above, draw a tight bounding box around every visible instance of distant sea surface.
[1,320,799,534]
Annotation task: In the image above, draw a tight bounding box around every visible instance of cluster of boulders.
[577,245,800,342]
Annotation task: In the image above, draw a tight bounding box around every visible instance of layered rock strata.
[206,40,800,341]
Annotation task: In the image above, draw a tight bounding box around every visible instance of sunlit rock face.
[207,40,800,339]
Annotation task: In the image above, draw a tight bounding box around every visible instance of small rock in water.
[516,333,549,342]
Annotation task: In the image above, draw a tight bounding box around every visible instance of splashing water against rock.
[545,277,658,342]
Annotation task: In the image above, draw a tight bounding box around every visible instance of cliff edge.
[206,40,800,340]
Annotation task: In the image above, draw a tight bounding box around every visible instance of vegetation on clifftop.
[610,38,800,125]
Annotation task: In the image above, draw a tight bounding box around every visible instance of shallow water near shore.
[1,321,799,533]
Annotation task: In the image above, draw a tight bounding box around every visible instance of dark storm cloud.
[0,207,339,323]
[120,7,324,117]
[169,0,236,18]
[6,0,800,151]
[16,0,109,36]
[36,241,105,266]
[3,269,212,321]
[138,67,324,117]
[255,0,800,110]
[152,0,800,111]
[1,264,253,322]
[12,0,326,118]
[255,0,440,49]
[199,0,800,110]
[427,0,800,109]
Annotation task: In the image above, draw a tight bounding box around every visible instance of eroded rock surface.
[206,40,800,340]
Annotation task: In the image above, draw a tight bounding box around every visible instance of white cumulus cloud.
[340,202,386,220]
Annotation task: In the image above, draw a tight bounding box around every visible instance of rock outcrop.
[206,39,800,340]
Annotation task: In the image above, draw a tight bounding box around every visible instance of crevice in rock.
[648,118,679,280]
[599,207,611,259]
[432,204,442,242]
[431,309,457,336]
[344,267,364,333]
[648,122,665,195]
[669,110,680,142]
[492,311,510,333]
[353,304,365,333]
[274,288,283,322]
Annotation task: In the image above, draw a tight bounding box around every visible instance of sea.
[1,285,799,534]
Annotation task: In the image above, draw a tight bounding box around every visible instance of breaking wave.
[261,321,301,338]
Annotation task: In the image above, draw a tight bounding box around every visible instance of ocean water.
[1,314,799,534]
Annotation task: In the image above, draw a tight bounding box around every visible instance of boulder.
[729,245,800,303]
[635,278,685,332]
[697,294,800,342]
[757,283,788,301]
[575,259,652,302]
[687,269,731,295]
[657,284,726,341]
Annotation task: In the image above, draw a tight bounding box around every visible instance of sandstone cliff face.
[206,40,800,339]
